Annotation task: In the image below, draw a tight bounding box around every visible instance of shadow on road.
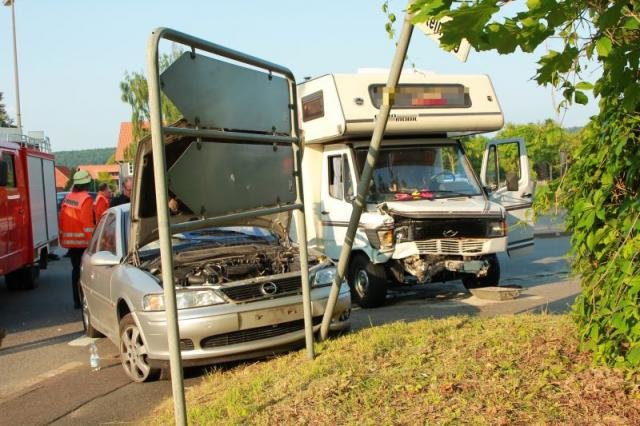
[0,330,83,357]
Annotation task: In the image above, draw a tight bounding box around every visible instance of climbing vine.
[405,0,640,366]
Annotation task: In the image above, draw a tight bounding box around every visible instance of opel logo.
[443,229,459,238]
[260,282,278,296]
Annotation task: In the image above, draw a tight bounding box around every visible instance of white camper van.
[299,72,535,308]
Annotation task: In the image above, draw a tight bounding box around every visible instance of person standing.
[59,170,95,309]
[111,176,132,207]
[94,182,112,220]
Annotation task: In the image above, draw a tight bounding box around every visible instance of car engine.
[141,245,301,286]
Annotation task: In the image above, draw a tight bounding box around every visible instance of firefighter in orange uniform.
[94,182,111,220]
[59,170,95,309]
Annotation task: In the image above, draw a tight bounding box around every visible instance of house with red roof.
[76,164,120,186]
[116,121,149,162]
[54,165,70,191]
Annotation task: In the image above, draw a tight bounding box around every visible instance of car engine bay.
[140,244,303,286]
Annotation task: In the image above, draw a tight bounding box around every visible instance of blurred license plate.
[241,304,302,329]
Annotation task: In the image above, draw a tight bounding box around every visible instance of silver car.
[80,204,351,382]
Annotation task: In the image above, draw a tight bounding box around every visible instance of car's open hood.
[129,120,295,252]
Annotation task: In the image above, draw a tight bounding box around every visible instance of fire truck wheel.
[347,254,387,308]
[5,265,39,291]
[39,249,48,270]
[461,254,500,289]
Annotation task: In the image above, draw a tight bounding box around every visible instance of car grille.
[415,239,487,255]
[410,218,493,239]
[219,276,302,302]
[200,317,322,349]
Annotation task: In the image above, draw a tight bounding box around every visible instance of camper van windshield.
[354,144,483,203]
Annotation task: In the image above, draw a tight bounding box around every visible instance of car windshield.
[354,144,482,203]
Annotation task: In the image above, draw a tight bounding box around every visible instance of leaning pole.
[320,11,415,339]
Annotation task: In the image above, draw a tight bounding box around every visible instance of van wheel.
[119,313,160,382]
[348,254,387,308]
[81,290,103,338]
[5,265,39,291]
[462,254,500,289]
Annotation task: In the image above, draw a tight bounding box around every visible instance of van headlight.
[312,266,345,288]
[143,289,226,311]
[487,220,507,237]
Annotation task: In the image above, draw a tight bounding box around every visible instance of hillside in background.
[53,148,115,170]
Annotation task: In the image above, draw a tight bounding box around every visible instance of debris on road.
[469,286,521,301]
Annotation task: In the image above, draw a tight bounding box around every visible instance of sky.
[0,0,599,152]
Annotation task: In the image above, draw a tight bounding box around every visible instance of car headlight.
[143,289,226,311]
[365,228,395,249]
[312,266,345,288]
[487,220,507,237]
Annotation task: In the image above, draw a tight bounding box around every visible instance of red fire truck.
[0,128,58,290]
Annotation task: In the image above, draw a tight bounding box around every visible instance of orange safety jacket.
[59,191,95,248]
[94,192,110,220]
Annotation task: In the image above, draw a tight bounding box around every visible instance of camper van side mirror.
[0,160,8,187]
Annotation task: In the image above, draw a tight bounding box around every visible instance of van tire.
[348,254,387,308]
[5,265,39,291]
[462,254,500,289]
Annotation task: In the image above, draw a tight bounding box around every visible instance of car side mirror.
[0,160,7,187]
[506,172,519,192]
[90,251,121,267]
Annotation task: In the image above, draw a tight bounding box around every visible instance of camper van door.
[480,138,535,256]
[320,147,356,259]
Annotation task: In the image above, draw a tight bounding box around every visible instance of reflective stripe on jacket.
[94,193,110,220]
[59,191,95,248]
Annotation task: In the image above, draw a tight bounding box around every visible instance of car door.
[320,147,356,260]
[480,138,535,256]
[84,212,119,330]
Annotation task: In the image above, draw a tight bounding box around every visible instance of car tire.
[5,265,39,291]
[81,290,103,338]
[462,254,500,289]
[119,313,160,382]
[348,254,387,308]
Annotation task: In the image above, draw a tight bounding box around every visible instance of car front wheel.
[119,313,160,382]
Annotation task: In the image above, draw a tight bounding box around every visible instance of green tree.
[0,92,15,127]
[409,1,640,367]
[96,171,117,192]
[120,46,183,161]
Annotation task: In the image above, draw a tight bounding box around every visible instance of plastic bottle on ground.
[89,341,101,371]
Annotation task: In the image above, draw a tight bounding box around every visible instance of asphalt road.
[0,236,577,425]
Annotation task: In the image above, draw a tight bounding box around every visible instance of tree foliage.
[0,92,15,128]
[53,148,115,170]
[120,47,183,161]
[409,0,640,367]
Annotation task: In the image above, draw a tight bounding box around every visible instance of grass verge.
[148,314,639,425]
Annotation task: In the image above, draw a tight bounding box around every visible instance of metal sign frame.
[146,27,314,425]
